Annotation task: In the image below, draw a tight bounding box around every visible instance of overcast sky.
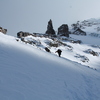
[0,0,100,36]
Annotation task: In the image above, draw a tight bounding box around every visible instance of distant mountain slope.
[81,18,100,33]
[0,32,100,100]
[70,18,100,36]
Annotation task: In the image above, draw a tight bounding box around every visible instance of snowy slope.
[71,18,100,35]
[0,33,100,100]
[81,18,100,34]
[19,32,100,70]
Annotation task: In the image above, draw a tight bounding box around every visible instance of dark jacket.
[55,49,62,57]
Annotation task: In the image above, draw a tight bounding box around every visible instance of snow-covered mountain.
[0,18,100,100]
[81,18,100,33]
[70,18,100,37]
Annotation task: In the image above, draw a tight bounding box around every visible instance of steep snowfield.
[22,33,100,70]
[0,33,100,100]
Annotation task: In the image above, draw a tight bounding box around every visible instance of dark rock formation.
[70,40,82,44]
[89,33,100,38]
[72,28,86,35]
[57,24,69,37]
[45,47,51,53]
[84,49,99,56]
[75,54,89,62]
[45,19,56,36]
[0,27,7,34]
[17,31,31,38]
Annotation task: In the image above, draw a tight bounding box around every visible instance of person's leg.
[58,53,61,57]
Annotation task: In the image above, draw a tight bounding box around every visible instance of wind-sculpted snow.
[0,33,100,100]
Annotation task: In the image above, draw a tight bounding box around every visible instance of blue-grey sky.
[0,0,100,36]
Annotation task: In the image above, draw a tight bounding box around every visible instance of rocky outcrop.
[0,27,7,34]
[17,31,32,38]
[45,19,56,36]
[72,28,86,35]
[57,24,69,37]
[89,33,100,38]
[84,49,99,56]
[45,47,51,53]
[75,54,89,62]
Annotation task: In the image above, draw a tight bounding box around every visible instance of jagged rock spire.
[45,19,55,35]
